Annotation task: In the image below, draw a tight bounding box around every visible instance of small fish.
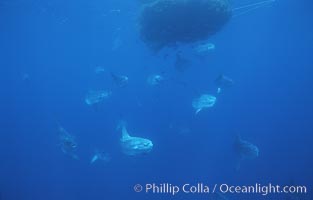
[192,94,217,114]
[117,121,153,156]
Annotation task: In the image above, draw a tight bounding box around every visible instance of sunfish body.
[58,126,79,160]
[94,66,105,74]
[234,135,259,159]
[85,90,111,106]
[111,72,129,88]
[90,151,111,164]
[147,74,163,86]
[234,135,259,170]
[118,122,153,156]
[192,94,217,114]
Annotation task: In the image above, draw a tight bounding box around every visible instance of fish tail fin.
[53,118,64,134]
[90,149,100,164]
[116,120,126,131]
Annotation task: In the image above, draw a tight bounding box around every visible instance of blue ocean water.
[0,0,312,199]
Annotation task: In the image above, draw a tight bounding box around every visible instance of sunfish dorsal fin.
[195,108,202,114]
[117,120,131,139]
[91,154,99,164]
[122,126,131,139]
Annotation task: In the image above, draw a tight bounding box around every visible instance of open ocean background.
[0,0,312,199]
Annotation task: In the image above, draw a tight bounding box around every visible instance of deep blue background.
[0,0,312,199]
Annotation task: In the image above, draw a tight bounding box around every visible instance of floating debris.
[85,90,111,106]
[192,94,217,114]
[117,121,153,156]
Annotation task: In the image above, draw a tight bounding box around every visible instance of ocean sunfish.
[85,90,111,106]
[117,121,153,156]
[94,66,105,74]
[194,42,215,54]
[90,151,111,164]
[192,94,217,114]
[215,74,234,94]
[111,72,129,87]
[234,135,259,170]
[234,135,259,159]
[175,52,190,72]
[147,74,164,86]
[58,126,79,160]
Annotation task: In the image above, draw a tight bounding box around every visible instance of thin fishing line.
[232,0,275,11]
